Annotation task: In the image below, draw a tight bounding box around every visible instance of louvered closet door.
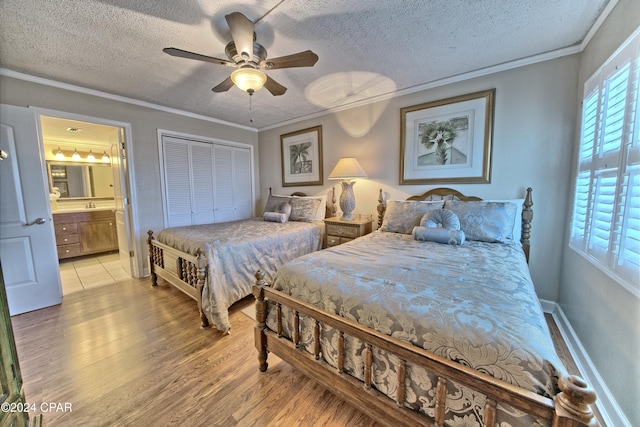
[190,142,215,224]
[212,145,253,222]
[162,137,193,227]
[161,135,253,227]
[233,147,253,219]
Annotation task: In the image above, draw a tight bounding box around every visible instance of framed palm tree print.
[281,125,323,186]
[400,89,494,184]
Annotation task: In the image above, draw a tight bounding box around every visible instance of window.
[570,29,640,296]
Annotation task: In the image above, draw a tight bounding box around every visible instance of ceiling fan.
[163,12,318,96]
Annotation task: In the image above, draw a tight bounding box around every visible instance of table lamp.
[328,157,368,220]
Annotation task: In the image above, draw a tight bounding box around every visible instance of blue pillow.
[420,209,461,230]
[443,201,517,243]
[413,226,465,245]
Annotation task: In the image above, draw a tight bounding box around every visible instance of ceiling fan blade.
[212,77,235,93]
[262,50,319,70]
[225,12,255,62]
[163,48,234,66]
[264,76,287,96]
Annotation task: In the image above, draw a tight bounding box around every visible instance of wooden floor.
[10,277,602,427]
[11,278,378,427]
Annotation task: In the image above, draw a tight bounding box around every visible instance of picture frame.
[281,125,323,187]
[400,89,494,184]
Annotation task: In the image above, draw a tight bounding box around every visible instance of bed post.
[194,249,209,329]
[552,375,597,426]
[147,230,158,287]
[522,187,533,263]
[377,188,385,228]
[253,270,269,372]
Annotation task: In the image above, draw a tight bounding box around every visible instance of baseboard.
[540,299,631,427]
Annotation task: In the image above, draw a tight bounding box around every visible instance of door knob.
[25,217,46,226]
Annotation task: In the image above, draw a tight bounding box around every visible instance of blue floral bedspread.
[157,218,323,332]
[268,230,566,426]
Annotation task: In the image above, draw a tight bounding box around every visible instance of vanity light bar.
[51,148,110,163]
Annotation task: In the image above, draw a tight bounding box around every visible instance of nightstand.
[324,216,373,248]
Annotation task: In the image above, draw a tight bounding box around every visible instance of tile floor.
[59,252,131,295]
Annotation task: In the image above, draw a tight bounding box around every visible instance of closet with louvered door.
[160,134,254,228]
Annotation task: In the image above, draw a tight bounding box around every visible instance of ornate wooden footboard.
[147,230,210,327]
[253,272,597,426]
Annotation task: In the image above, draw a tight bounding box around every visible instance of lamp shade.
[328,157,368,180]
[231,68,267,93]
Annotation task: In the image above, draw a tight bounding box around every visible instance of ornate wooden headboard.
[377,187,533,262]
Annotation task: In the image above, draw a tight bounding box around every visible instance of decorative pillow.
[413,226,465,245]
[420,209,460,230]
[483,199,524,242]
[289,197,322,222]
[292,194,327,221]
[263,212,289,223]
[263,194,292,214]
[379,200,444,234]
[444,200,518,243]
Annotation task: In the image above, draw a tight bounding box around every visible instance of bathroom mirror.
[47,161,114,198]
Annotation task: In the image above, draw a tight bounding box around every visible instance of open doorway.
[38,113,139,294]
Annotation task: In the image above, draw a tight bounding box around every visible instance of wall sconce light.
[101,151,110,163]
[54,147,65,160]
[72,149,81,161]
[87,150,96,162]
[328,157,368,221]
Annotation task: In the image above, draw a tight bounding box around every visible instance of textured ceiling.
[0,0,612,130]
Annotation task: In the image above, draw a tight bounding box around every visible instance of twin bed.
[252,188,597,426]
[147,189,334,333]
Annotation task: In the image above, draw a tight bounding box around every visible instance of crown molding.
[0,68,258,133]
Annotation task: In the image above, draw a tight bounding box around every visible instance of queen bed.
[252,187,596,426]
[147,189,335,333]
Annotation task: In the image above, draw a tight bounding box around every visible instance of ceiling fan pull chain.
[249,92,254,123]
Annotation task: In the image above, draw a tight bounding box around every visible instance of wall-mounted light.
[52,148,108,162]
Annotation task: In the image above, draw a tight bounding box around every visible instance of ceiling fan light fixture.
[231,68,267,93]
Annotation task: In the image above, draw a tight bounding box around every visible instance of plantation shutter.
[570,30,639,294]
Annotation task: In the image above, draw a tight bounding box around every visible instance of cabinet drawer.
[326,224,358,238]
[327,236,353,247]
[55,222,78,235]
[57,233,80,245]
[57,244,82,259]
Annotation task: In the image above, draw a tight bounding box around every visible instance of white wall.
[560,0,640,423]
[0,75,259,275]
[259,55,580,302]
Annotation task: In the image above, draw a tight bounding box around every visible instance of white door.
[111,131,133,276]
[0,105,62,315]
